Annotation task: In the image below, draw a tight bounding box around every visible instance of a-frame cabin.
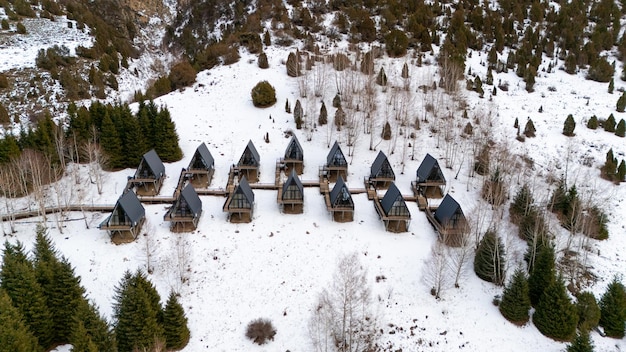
[375,182,410,232]
[99,191,146,244]
[320,141,348,182]
[278,169,304,214]
[186,142,215,188]
[426,194,469,246]
[328,176,354,222]
[412,153,446,209]
[237,140,260,183]
[164,183,202,232]
[283,135,304,175]
[223,176,255,223]
[130,149,166,196]
[368,151,395,189]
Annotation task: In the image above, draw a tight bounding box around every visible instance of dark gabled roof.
[190,142,214,170]
[326,141,347,166]
[284,135,303,160]
[434,194,464,226]
[329,176,352,205]
[370,150,394,178]
[282,169,303,195]
[416,153,445,183]
[239,140,260,166]
[180,183,202,216]
[235,176,255,204]
[116,191,145,225]
[380,183,403,214]
[140,149,165,178]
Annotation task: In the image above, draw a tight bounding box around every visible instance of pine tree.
[73,299,116,352]
[587,115,598,129]
[294,99,303,129]
[473,230,505,285]
[618,160,626,182]
[0,241,54,349]
[114,271,164,352]
[154,107,183,162]
[401,62,409,79]
[514,117,519,129]
[524,118,536,137]
[286,52,299,77]
[605,113,616,132]
[318,101,328,125]
[510,184,534,225]
[376,67,387,86]
[33,227,85,345]
[258,52,269,69]
[99,113,124,169]
[566,331,594,352]
[617,91,626,112]
[70,320,99,352]
[563,114,576,136]
[263,30,271,46]
[334,107,346,131]
[528,245,555,307]
[332,93,341,108]
[163,292,190,350]
[381,121,392,140]
[609,78,614,93]
[616,119,625,137]
[499,268,531,324]
[285,99,291,113]
[533,277,578,341]
[0,289,42,352]
[576,291,600,332]
[599,277,626,338]
[602,148,618,180]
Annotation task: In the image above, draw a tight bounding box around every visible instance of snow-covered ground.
[1,27,626,352]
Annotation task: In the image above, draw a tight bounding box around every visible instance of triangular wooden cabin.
[320,141,348,182]
[368,151,395,189]
[223,176,255,223]
[164,184,203,232]
[186,142,215,188]
[283,135,304,175]
[279,169,304,214]
[375,182,410,232]
[99,191,146,244]
[412,153,446,209]
[328,176,354,222]
[237,140,260,183]
[426,194,469,246]
[130,149,166,196]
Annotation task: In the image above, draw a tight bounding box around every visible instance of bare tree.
[309,252,379,352]
[423,240,451,299]
[142,222,159,274]
[446,230,474,288]
[83,126,109,195]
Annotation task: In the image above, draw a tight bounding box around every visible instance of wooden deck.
[372,196,410,233]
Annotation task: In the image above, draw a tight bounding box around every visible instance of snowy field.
[1,33,626,351]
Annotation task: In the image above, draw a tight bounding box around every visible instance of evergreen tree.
[533,277,578,341]
[285,99,291,113]
[334,107,346,131]
[566,331,594,352]
[599,277,626,338]
[114,271,164,352]
[563,114,576,136]
[258,52,269,69]
[0,289,42,352]
[376,67,387,86]
[617,91,626,112]
[602,148,618,180]
[163,292,190,350]
[587,115,598,129]
[499,268,531,324]
[381,121,392,140]
[510,184,534,225]
[286,52,299,77]
[618,160,626,182]
[605,113,616,132]
[318,101,328,125]
[576,291,601,332]
[0,241,54,349]
[524,118,536,137]
[263,30,271,46]
[473,230,505,285]
[70,320,99,352]
[99,113,124,169]
[609,78,614,93]
[294,99,303,129]
[616,119,625,137]
[401,62,409,79]
[73,299,116,352]
[528,245,555,306]
[33,227,84,345]
[514,117,519,129]
[332,93,341,108]
[154,107,183,162]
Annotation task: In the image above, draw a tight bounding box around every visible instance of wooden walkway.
[1,204,114,221]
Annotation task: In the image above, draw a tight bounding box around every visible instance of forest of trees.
[0,226,190,352]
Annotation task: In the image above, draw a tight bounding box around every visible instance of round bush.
[251,81,276,107]
[245,318,276,345]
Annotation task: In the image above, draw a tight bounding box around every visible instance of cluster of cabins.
[99,136,469,246]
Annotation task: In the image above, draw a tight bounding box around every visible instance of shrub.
[169,61,197,90]
[616,119,625,137]
[251,81,276,107]
[245,318,276,345]
[1,19,8,30]
[0,74,8,89]
[587,115,598,129]
[385,29,409,57]
[0,103,9,124]
[563,114,576,136]
[258,52,269,69]
[16,22,27,34]
[286,52,300,77]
